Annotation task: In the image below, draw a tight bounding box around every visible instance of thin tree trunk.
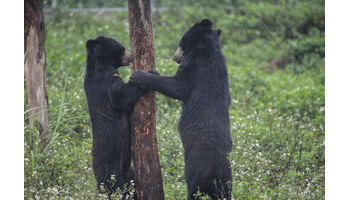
[128,0,165,199]
[24,0,49,146]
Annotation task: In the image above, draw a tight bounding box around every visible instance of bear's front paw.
[130,70,148,85]
[147,69,160,75]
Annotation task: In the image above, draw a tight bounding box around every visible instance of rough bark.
[24,0,49,145]
[128,0,165,199]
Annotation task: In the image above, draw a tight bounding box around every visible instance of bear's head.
[86,36,132,68]
[173,19,222,64]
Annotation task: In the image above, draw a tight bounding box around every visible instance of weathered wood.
[128,0,165,199]
[24,0,49,145]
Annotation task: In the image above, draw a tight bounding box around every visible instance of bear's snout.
[121,50,133,66]
[173,47,184,64]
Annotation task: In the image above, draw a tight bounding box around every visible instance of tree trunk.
[24,0,49,146]
[128,0,165,199]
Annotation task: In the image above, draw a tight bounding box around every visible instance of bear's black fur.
[84,36,143,197]
[130,19,232,199]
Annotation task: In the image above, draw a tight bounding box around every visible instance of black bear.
[84,36,145,197]
[130,19,232,199]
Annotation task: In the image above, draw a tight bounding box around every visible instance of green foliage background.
[25,0,325,199]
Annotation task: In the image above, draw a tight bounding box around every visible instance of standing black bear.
[84,36,145,197]
[130,19,233,199]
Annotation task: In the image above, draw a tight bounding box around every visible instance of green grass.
[25,1,324,199]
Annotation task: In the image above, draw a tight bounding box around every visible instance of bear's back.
[177,51,232,152]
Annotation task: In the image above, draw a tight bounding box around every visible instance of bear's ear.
[86,39,97,50]
[217,29,222,37]
[200,19,213,29]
